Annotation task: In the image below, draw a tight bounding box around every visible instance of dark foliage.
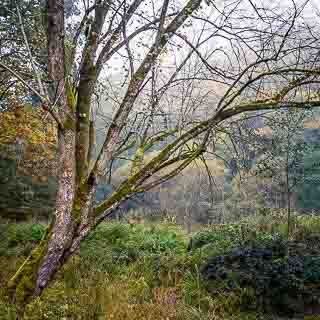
[201,237,320,316]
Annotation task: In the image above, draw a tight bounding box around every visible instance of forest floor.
[0,213,320,319]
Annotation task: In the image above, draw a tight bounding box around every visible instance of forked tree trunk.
[7,177,120,319]
[7,119,119,320]
[6,0,204,317]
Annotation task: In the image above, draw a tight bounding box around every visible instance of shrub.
[187,225,242,252]
[200,236,320,316]
[79,223,186,274]
[0,223,46,256]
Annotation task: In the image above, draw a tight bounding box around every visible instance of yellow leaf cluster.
[0,107,57,147]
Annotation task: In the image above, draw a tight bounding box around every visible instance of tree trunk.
[7,127,78,317]
[287,191,291,240]
[6,2,80,315]
[5,0,205,317]
[7,138,119,319]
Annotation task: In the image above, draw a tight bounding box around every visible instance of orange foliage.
[0,101,58,176]
[0,104,57,147]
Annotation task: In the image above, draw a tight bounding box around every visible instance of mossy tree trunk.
[7,0,204,317]
[7,0,78,316]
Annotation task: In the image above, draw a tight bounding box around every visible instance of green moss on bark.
[71,202,82,224]
[131,146,144,175]
[134,68,146,81]
[94,121,210,216]
[71,177,97,224]
[95,183,132,214]
[63,114,76,130]
[65,78,77,112]
[8,227,51,310]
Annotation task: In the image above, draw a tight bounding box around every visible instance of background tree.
[295,116,320,211]
[0,0,48,110]
[253,108,312,238]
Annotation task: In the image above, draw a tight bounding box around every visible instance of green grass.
[0,215,320,319]
[0,223,46,256]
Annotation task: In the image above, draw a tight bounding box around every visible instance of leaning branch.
[0,61,62,126]
[90,0,203,180]
[0,62,46,102]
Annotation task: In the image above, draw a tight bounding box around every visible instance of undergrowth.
[0,213,319,319]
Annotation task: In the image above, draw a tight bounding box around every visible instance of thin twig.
[16,4,46,98]
[0,61,46,102]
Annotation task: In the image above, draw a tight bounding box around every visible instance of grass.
[0,212,320,319]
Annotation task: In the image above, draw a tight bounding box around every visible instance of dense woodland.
[1,0,320,318]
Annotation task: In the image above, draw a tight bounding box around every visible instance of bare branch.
[16,4,46,98]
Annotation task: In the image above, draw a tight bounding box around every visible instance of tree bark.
[8,128,78,319]
[6,0,204,317]
[7,0,78,317]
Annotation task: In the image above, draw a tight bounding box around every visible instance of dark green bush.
[200,236,320,316]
